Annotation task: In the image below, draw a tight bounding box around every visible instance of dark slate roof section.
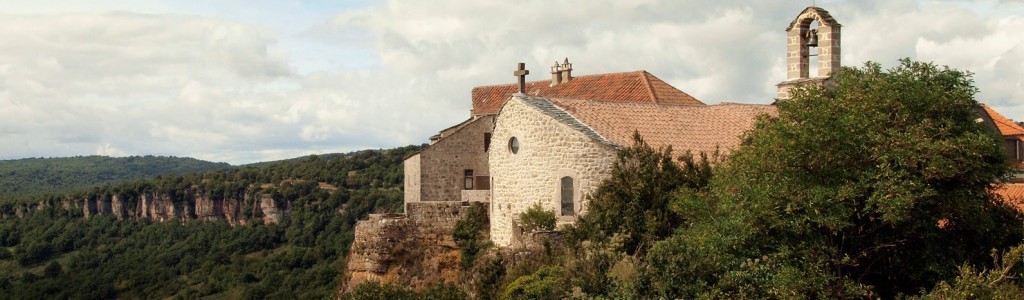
[514,94,619,148]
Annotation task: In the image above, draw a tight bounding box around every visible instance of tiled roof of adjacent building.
[994,183,1024,212]
[982,104,1024,137]
[472,71,703,116]
[513,94,777,157]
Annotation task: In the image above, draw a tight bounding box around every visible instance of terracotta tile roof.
[516,95,776,157]
[472,71,703,116]
[994,183,1024,213]
[981,104,1024,137]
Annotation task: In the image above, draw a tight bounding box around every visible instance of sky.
[0,0,1022,165]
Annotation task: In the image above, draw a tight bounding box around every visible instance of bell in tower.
[806,28,819,47]
[776,6,842,99]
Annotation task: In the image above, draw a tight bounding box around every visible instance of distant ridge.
[0,155,231,199]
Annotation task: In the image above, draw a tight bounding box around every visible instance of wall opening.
[484,133,492,152]
[560,176,574,216]
[808,20,820,78]
[508,137,519,154]
[464,169,474,190]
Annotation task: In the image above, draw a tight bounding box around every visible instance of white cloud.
[0,0,1022,164]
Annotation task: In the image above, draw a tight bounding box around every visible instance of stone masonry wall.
[405,115,494,203]
[343,201,476,291]
[489,96,617,247]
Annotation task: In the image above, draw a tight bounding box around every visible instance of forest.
[0,155,231,200]
[0,146,422,299]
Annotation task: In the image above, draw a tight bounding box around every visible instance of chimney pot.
[550,61,562,86]
[560,57,573,83]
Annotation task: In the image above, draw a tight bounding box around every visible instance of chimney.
[560,58,573,83]
[549,61,562,86]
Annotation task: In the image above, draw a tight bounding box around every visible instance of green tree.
[645,59,1024,298]
[453,202,490,270]
[566,132,713,256]
[913,244,1024,300]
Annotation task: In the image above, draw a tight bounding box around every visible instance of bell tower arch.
[777,6,841,99]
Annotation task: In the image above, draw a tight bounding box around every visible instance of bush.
[453,202,490,270]
[500,266,565,300]
[43,261,62,278]
[342,282,415,300]
[340,281,467,300]
[913,245,1024,300]
[518,203,555,232]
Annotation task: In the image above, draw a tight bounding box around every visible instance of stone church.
[401,6,1023,247]
[343,6,1024,290]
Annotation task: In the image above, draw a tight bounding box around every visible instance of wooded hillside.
[0,156,231,200]
[0,146,423,299]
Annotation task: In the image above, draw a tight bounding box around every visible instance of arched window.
[560,176,574,216]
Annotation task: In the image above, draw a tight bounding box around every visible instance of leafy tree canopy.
[645,59,1024,298]
[566,132,714,256]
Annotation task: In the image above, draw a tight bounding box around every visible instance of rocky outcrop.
[5,185,290,226]
[343,201,479,292]
[111,194,129,220]
[259,194,289,225]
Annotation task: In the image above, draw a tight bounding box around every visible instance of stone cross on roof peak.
[513,62,529,94]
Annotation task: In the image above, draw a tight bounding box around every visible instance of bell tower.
[777,6,841,99]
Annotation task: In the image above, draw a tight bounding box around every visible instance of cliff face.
[343,202,476,292]
[4,186,289,225]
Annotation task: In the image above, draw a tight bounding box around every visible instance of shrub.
[453,202,490,270]
[500,265,565,300]
[518,203,555,232]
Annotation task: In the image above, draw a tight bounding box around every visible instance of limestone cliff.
[3,185,291,225]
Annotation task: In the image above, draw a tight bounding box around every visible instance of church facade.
[488,96,775,246]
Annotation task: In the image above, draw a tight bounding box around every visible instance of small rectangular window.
[484,133,492,152]
[464,169,474,190]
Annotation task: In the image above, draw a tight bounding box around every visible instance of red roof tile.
[471,71,703,116]
[548,98,777,157]
[994,183,1024,212]
[981,104,1024,137]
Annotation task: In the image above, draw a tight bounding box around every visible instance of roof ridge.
[639,71,659,104]
[717,101,772,106]
[470,70,649,89]
[549,97,715,109]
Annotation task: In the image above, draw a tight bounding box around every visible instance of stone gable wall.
[404,115,494,203]
[489,97,617,247]
[403,154,422,203]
